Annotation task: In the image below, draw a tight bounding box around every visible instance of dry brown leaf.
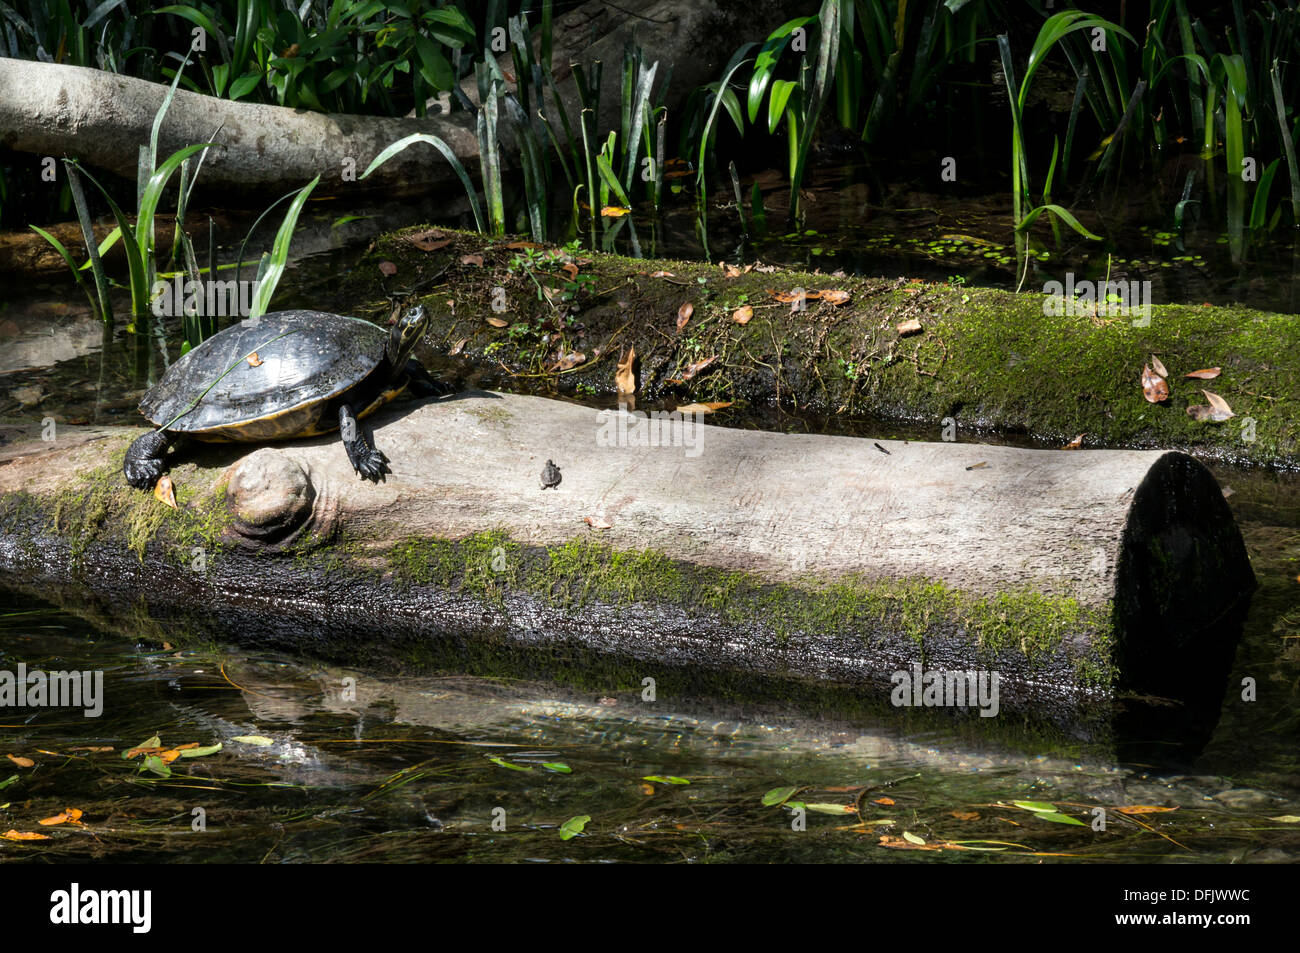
[1141,364,1170,403]
[896,318,923,336]
[649,270,675,278]
[583,515,613,530]
[153,475,177,509]
[448,338,467,356]
[68,746,113,753]
[378,260,397,276]
[2,830,49,841]
[246,352,263,367]
[1186,389,1235,421]
[1062,434,1084,450]
[676,302,694,330]
[675,401,732,414]
[6,754,34,768]
[950,811,980,821]
[677,355,717,381]
[561,262,579,280]
[1151,354,1169,377]
[486,316,509,328]
[1185,367,1221,380]
[721,263,743,278]
[616,347,637,397]
[550,351,586,372]
[459,253,484,267]
[409,237,451,252]
[820,289,851,306]
[768,289,814,303]
[965,461,989,471]
[505,241,545,250]
[732,305,754,325]
[878,835,940,850]
[752,263,778,273]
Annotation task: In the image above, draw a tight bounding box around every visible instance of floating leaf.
[1037,811,1087,826]
[600,206,631,217]
[676,402,732,414]
[38,808,83,826]
[762,786,799,806]
[153,475,177,509]
[896,318,922,336]
[230,735,273,746]
[1185,367,1221,380]
[179,743,223,759]
[558,815,590,840]
[803,803,857,814]
[1141,364,1170,403]
[732,305,754,324]
[1012,800,1059,813]
[872,797,895,806]
[542,762,571,774]
[378,260,398,276]
[902,831,927,845]
[0,775,17,790]
[1115,805,1178,815]
[676,302,694,330]
[644,776,691,785]
[6,755,33,768]
[488,756,532,772]
[141,755,171,777]
[1270,815,1300,823]
[950,811,979,821]
[486,316,509,328]
[2,830,49,841]
[1151,354,1168,377]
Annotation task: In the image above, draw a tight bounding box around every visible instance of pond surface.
[1,166,1299,863]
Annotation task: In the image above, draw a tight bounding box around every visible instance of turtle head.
[388,305,430,365]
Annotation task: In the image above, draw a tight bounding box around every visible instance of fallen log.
[0,0,807,197]
[325,226,1300,467]
[0,391,1254,757]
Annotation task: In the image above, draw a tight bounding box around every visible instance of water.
[2,168,1299,863]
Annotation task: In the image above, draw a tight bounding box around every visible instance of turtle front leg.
[123,429,173,489]
[404,359,454,398]
[339,404,390,482]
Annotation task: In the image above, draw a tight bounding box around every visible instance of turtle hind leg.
[339,404,389,482]
[123,429,173,489]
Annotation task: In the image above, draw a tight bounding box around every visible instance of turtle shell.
[140,310,390,441]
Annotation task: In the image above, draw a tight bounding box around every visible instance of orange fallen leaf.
[649,270,675,278]
[950,811,980,821]
[820,289,851,305]
[675,401,732,414]
[732,305,754,325]
[1141,364,1169,403]
[448,338,467,356]
[721,263,743,278]
[486,316,509,328]
[873,797,895,806]
[601,206,631,217]
[2,830,49,841]
[246,352,263,367]
[896,318,923,336]
[584,515,613,530]
[549,350,586,372]
[1185,367,1221,380]
[1150,354,1169,377]
[38,808,83,826]
[1115,805,1179,815]
[6,754,34,768]
[561,262,579,280]
[768,289,814,303]
[676,302,694,330]
[1062,434,1084,449]
[153,474,177,508]
[676,355,717,381]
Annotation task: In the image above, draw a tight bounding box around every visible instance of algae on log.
[0,391,1254,754]
[334,227,1300,467]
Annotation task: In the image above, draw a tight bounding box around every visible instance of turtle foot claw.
[354,448,390,483]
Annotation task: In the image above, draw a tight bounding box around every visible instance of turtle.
[540,459,562,490]
[123,306,439,489]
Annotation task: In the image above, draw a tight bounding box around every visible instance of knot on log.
[222,450,331,550]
